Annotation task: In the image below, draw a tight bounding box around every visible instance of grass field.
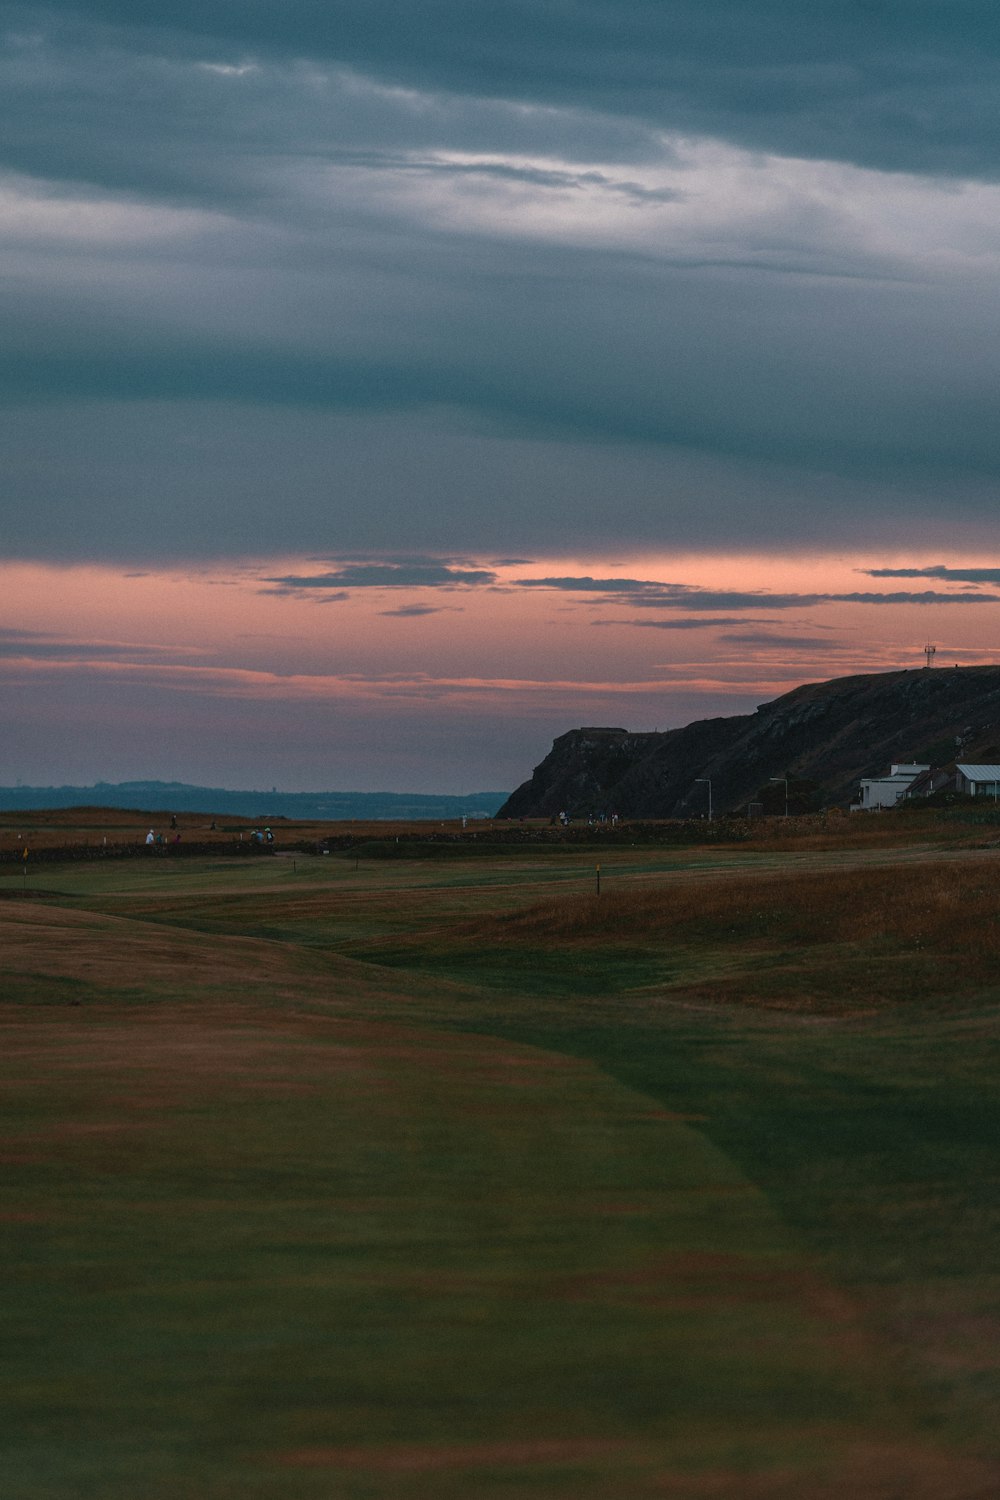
[4,815,1000,1497]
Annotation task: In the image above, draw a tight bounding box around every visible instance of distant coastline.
[0,781,508,821]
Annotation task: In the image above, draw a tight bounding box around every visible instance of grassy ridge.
[343,856,1000,1011]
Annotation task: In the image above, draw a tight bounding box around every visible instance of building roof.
[956,764,1000,780]
[860,772,923,783]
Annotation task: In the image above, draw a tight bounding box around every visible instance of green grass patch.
[358,938,672,998]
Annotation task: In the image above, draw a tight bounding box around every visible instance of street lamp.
[695,778,713,820]
[770,776,789,817]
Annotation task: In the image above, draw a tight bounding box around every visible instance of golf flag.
[22,846,28,860]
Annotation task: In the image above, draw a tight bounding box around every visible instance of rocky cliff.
[498,665,1000,819]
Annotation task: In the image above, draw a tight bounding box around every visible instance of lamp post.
[695,777,713,820]
[770,776,789,817]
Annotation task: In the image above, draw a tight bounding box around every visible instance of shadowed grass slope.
[353,857,1000,1011]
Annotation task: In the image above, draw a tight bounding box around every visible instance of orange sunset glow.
[4,551,1000,790]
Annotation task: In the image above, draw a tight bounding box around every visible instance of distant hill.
[0,781,508,821]
[498,665,1000,819]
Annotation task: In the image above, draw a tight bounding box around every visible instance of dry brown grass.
[0,897,478,1020]
[481,857,1000,964]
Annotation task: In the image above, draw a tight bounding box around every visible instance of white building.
[955,764,1000,798]
[852,763,930,811]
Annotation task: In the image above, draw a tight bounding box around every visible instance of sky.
[4,2,1000,792]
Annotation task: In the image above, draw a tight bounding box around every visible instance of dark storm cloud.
[15,1,1000,181]
[516,577,1000,608]
[516,576,825,608]
[0,19,666,206]
[263,563,497,589]
[865,565,1000,584]
[6,5,1000,560]
[6,187,1000,523]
